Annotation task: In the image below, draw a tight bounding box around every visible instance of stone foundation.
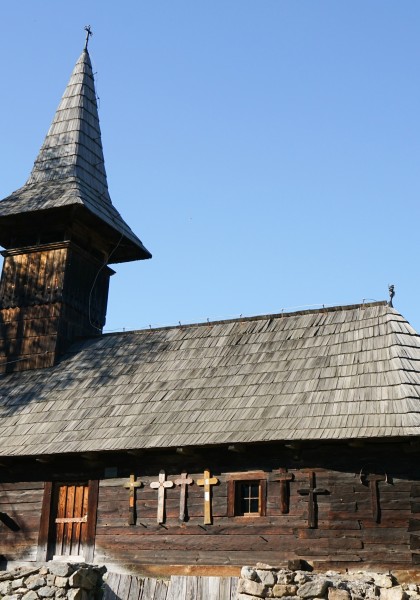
[0,563,104,600]
[237,564,420,600]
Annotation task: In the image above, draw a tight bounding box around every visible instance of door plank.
[37,481,53,561]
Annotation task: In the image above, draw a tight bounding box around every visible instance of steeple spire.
[0,44,151,263]
[0,42,151,372]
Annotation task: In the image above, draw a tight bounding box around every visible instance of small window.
[227,474,267,517]
[236,480,261,515]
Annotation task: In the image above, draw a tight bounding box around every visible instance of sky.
[1,2,419,332]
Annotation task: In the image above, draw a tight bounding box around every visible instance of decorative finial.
[388,284,395,307]
[84,25,93,50]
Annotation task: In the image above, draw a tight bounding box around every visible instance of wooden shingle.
[0,302,418,456]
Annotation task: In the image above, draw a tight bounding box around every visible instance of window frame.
[227,471,267,518]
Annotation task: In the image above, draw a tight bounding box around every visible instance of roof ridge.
[96,300,389,339]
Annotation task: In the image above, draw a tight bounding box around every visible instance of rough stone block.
[241,566,258,581]
[38,586,56,598]
[238,577,268,597]
[289,560,312,572]
[273,584,298,597]
[374,576,394,589]
[257,569,276,586]
[2,594,22,600]
[11,577,24,589]
[25,574,46,590]
[237,594,262,600]
[55,589,67,598]
[298,579,332,598]
[69,568,97,590]
[294,572,311,585]
[55,576,68,588]
[0,580,13,595]
[328,588,351,600]
[256,562,276,570]
[46,574,56,586]
[347,573,374,584]
[380,587,407,600]
[22,592,39,600]
[48,562,74,577]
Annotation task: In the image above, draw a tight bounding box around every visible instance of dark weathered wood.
[0,242,113,373]
[37,481,53,561]
[363,474,386,523]
[260,479,267,517]
[298,472,329,528]
[85,479,99,563]
[174,472,193,522]
[2,444,420,572]
[273,468,293,514]
[227,480,235,518]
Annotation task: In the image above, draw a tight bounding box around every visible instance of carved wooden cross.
[197,469,218,525]
[174,472,193,522]
[84,25,93,50]
[274,468,294,514]
[123,474,142,525]
[298,471,329,528]
[364,474,386,523]
[150,470,174,523]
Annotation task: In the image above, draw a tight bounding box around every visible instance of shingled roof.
[0,49,150,262]
[0,301,419,457]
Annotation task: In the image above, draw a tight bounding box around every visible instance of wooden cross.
[197,469,218,525]
[274,468,294,514]
[150,470,174,524]
[174,472,193,522]
[364,474,386,523]
[123,474,142,525]
[298,471,329,528]
[84,25,93,50]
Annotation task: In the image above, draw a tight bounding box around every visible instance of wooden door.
[51,483,89,560]
[37,480,99,562]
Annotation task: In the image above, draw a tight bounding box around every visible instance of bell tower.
[0,42,151,372]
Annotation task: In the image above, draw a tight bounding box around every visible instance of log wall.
[92,442,418,573]
[0,442,417,573]
[0,481,44,562]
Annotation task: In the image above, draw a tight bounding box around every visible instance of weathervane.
[84,25,93,50]
[388,284,395,308]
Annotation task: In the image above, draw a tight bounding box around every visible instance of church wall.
[0,442,417,574]
[92,442,417,574]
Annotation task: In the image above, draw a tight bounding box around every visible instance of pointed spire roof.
[0,48,151,263]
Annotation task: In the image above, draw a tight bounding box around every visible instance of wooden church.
[0,40,420,577]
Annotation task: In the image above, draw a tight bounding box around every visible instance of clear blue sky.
[1,2,420,331]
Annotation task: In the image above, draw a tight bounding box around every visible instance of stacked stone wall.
[237,564,420,600]
[0,563,103,600]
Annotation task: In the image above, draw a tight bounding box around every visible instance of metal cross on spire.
[84,25,93,50]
